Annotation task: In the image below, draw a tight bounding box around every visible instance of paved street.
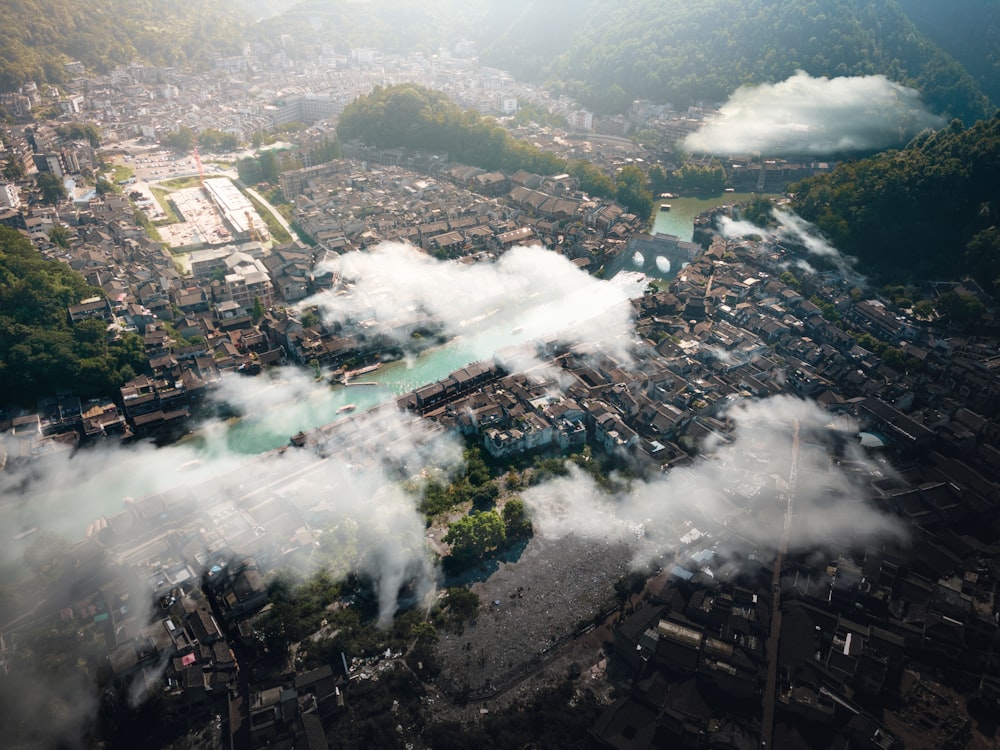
[761,418,799,748]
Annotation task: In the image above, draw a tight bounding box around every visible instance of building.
[0,182,20,209]
[33,153,65,178]
[568,110,593,132]
[203,178,270,243]
[68,296,115,325]
[218,251,275,311]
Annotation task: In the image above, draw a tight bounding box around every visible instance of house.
[68,296,114,325]
[204,556,268,623]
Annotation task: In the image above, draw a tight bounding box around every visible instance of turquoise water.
[214,196,781,458]
[223,321,538,456]
[16,203,763,545]
[652,192,766,241]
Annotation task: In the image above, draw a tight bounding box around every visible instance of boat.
[344,363,381,379]
[659,203,672,211]
[337,403,357,413]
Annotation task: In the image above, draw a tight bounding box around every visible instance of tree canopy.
[338,84,566,175]
[0,0,251,91]
[790,112,1000,297]
[443,511,506,562]
[339,84,656,216]
[479,0,994,122]
[0,227,145,405]
[36,172,67,204]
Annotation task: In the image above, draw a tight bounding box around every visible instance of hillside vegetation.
[3,0,995,129]
[0,227,145,405]
[265,0,995,122]
[0,0,251,90]
[338,84,654,216]
[479,0,993,123]
[790,113,1000,297]
[897,0,1000,104]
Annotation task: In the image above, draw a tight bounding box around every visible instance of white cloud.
[305,242,646,368]
[524,395,906,567]
[718,206,862,280]
[683,70,945,155]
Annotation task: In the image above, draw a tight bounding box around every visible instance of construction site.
[156,177,270,250]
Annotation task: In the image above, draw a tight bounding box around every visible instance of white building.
[0,182,21,210]
[568,110,594,132]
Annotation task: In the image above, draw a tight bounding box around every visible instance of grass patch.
[150,188,181,224]
[133,210,163,243]
[245,192,292,244]
[274,202,294,223]
[112,164,134,183]
[158,175,203,190]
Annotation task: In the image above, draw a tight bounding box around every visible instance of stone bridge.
[620,232,702,280]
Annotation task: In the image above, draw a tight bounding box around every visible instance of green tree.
[0,226,145,404]
[163,125,195,152]
[647,164,669,195]
[36,172,67,204]
[936,289,986,326]
[780,271,801,290]
[3,155,25,181]
[439,587,479,628]
[742,196,775,226]
[197,128,238,151]
[568,159,614,198]
[615,164,654,219]
[259,150,282,183]
[501,496,532,540]
[236,157,264,185]
[913,299,936,318]
[311,135,342,164]
[251,295,264,322]
[57,122,100,148]
[965,227,1000,299]
[48,223,71,248]
[444,511,506,562]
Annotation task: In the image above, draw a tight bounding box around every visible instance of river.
[651,191,765,241]
[8,195,760,545]
[171,193,771,457]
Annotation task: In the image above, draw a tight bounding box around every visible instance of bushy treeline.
[338,84,655,216]
[0,0,250,92]
[338,84,567,176]
[0,228,145,405]
[790,113,1000,297]
[254,0,994,124]
[898,0,1000,103]
[481,0,994,123]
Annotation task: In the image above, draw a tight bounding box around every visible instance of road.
[761,418,799,748]
[244,186,299,242]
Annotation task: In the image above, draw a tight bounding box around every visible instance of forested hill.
[896,0,1000,105]
[790,113,1000,297]
[477,0,994,123]
[0,227,146,405]
[262,0,994,123]
[2,0,995,127]
[0,0,252,91]
[338,84,656,216]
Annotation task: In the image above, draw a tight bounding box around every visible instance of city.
[0,20,999,750]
